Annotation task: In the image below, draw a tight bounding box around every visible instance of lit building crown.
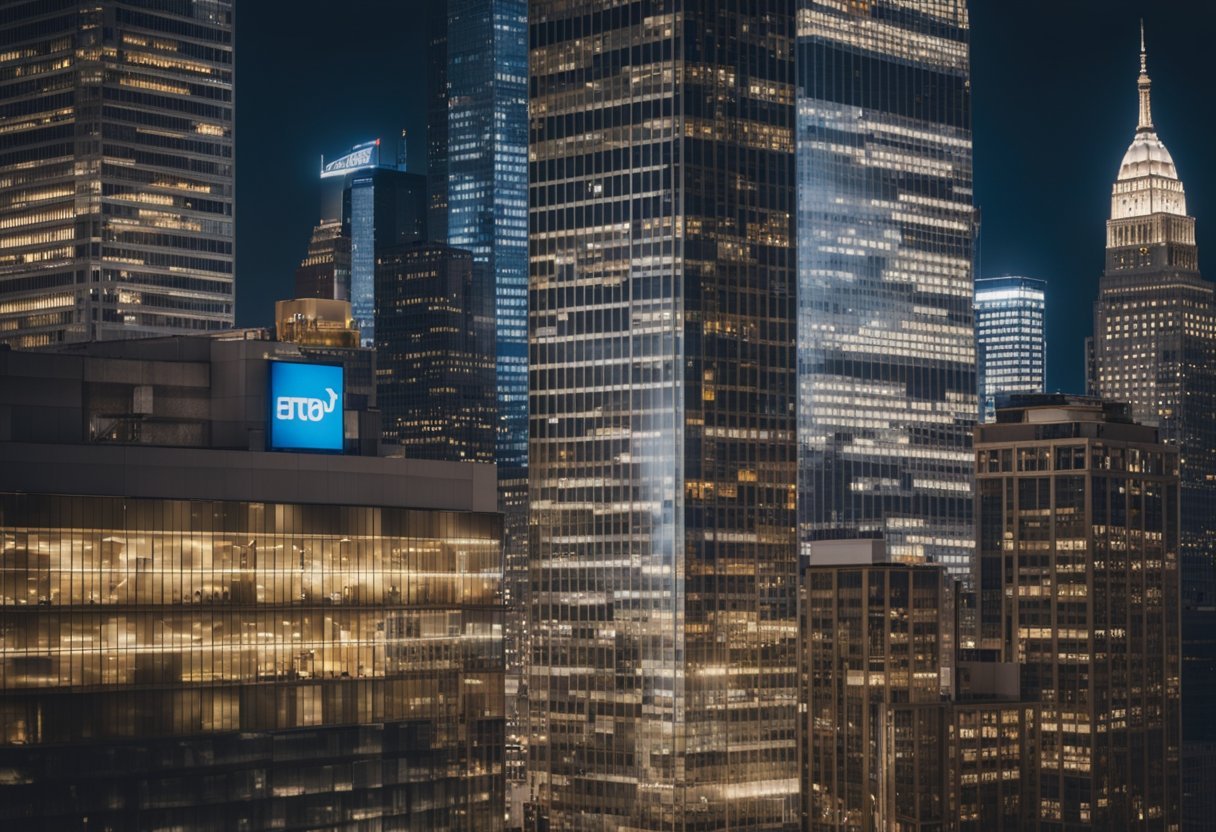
[1113,23,1186,219]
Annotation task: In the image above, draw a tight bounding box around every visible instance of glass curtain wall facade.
[0,492,504,831]
[0,0,235,348]
[444,0,529,483]
[430,3,530,778]
[796,1,977,581]
[346,168,428,347]
[975,399,1181,829]
[426,3,450,244]
[528,1,799,828]
[349,173,377,341]
[975,276,1046,423]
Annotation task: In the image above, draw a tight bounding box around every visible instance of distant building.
[976,394,1181,828]
[374,243,496,463]
[0,335,504,829]
[320,138,427,345]
[1085,32,1216,812]
[295,220,352,301]
[0,1,235,348]
[428,3,530,793]
[430,0,527,476]
[975,276,1047,422]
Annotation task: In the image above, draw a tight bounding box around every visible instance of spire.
[1140,19,1146,72]
[1138,20,1153,131]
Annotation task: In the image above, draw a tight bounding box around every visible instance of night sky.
[235,2,1216,396]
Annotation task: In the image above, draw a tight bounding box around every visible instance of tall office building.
[1086,32,1216,819]
[975,276,1047,422]
[375,242,497,463]
[976,395,1181,828]
[528,1,798,828]
[800,544,957,830]
[796,1,977,581]
[0,335,504,830]
[320,139,427,346]
[295,219,352,301]
[427,0,531,803]
[799,540,1032,832]
[438,0,527,481]
[0,0,235,348]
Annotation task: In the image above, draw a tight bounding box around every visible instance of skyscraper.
[797,1,977,581]
[976,394,1181,828]
[441,0,528,484]
[975,276,1047,422]
[0,0,235,348]
[375,242,497,463]
[320,138,427,346]
[1086,30,1216,818]
[528,1,799,828]
[800,545,958,831]
[799,541,1032,832]
[427,0,531,801]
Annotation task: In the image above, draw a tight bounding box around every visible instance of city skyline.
[1,2,1211,829]
[235,3,1216,396]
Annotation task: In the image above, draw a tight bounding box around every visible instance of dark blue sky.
[235,2,1216,395]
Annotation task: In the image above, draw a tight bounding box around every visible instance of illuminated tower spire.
[1138,19,1153,131]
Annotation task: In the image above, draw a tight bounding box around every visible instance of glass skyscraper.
[427,0,531,798]
[528,1,798,828]
[442,0,528,479]
[796,1,977,581]
[0,0,235,348]
[975,275,1047,423]
[320,139,427,347]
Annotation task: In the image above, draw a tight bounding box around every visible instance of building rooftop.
[0,332,497,513]
[992,392,1132,424]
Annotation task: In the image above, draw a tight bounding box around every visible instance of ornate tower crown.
[1112,23,1187,220]
[1104,22,1198,275]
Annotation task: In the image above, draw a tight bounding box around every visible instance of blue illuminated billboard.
[266,361,344,453]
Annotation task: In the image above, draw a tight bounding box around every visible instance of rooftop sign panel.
[320,139,380,179]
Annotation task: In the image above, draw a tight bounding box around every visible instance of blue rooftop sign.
[267,361,344,452]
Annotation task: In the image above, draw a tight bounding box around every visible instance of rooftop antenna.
[1137,20,1153,131]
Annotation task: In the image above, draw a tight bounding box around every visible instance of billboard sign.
[267,361,344,452]
[320,139,380,179]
